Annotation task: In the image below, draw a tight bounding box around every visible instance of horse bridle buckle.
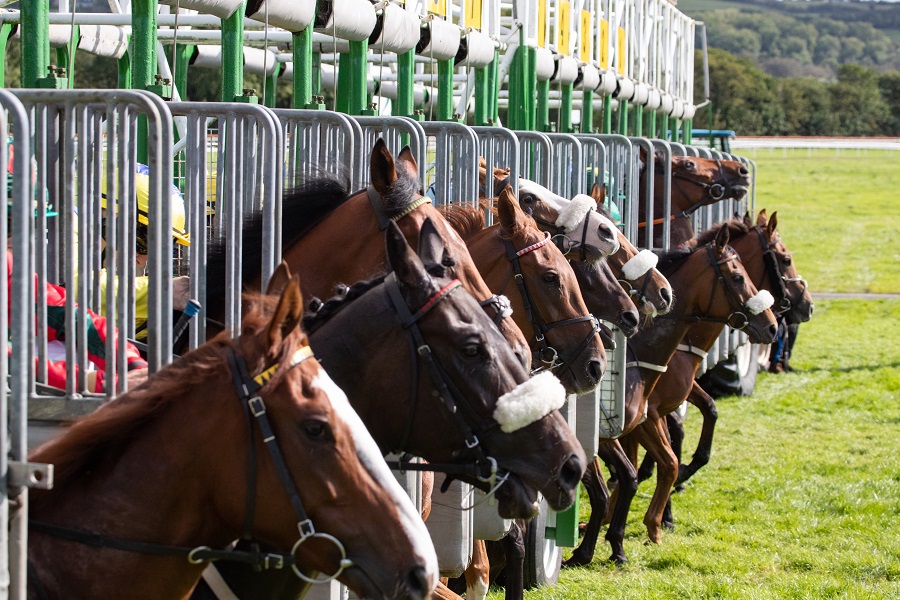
[298,519,315,540]
[248,396,266,417]
[264,553,285,570]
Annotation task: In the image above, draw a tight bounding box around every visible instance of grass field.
[486,148,900,599]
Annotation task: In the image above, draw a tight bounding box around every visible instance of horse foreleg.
[562,457,609,568]
[433,580,464,600]
[634,418,678,544]
[501,519,526,600]
[464,540,490,600]
[676,381,718,486]
[598,440,638,565]
[636,452,655,484]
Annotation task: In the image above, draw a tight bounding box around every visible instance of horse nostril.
[739,166,749,176]
[660,287,672,307]
[620,310,639,331]
[767,323,778,339]
[588,360,605,383]
[403,565,431,600]
[558,454,584,490]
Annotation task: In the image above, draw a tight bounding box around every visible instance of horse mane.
[302,276,387,335]
[205,174,351,321]
[693,217,751,248]
[29,293,307,508]
[438,204,486,241]
[654,246,696,275]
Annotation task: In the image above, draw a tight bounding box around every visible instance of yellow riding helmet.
[100,163,190,246]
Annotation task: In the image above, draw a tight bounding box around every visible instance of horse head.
[462,186,607,394]
[232,276,438,599]
[663,226,778,344]
[306,220,587,519]
[516,178,620,263]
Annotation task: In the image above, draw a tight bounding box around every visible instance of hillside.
[677,0,900,78]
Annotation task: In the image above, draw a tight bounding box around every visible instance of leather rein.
[30,345,350,584]
[755,226,805,315]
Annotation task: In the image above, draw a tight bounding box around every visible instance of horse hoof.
[608,554,628,567]
[663,521,675,532]
[562,554,591,569]
[674,483,686,493]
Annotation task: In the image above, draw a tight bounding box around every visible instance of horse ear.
[265,261,292,296]
[714,224,730,255]
[497,186,526,235]
[756,208,768,227]
[386,220,431,291]
[767,211,778,236]
[743,211,753,228]
[371,139,399,195]
[417,217,451,277]
[266,274,305,358]
[590,182,604,204]
[397,146,419,180]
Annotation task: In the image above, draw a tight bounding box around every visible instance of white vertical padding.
[578,64,600,91]
[47,24,74,47]
[190,45,279,76]
[646,86,662,110]
[424,480,473,578]
[245,0,317,32]
[595,70,618,95]
[369,3,422,54]
[535,47,555,82]
[615,76,635,100]
[575,390,600,459]
[418,16,462,60]
[317,0,378,42]
[632,80,649,105]
[158,0,244,19]
[550,55,579,84]
[682,103,696,120]
[472,497,512,541]
[456,29,495,68]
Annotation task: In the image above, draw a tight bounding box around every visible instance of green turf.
[485,148,900,599]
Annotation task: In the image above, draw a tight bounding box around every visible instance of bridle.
[383,273,507,495]
[664,159,746,218]
[659,244,755,330]
[527,205,597,263]
[29,344,349,585]
[754,226,805,315]
[366,185,513,326]
[502,231,600,375]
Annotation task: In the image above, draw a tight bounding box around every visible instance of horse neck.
[30,378,240,595]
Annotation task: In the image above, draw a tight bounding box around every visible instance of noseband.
[503,231,601,376]
[383,273,506,494]
[29,345,345,583]
[529,207,596,263]
[667,159,745,217]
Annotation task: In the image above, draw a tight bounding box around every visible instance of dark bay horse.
[27,278,438,600]
[441,188,606,395]
[633,210,814,531]
[566,225,778,567]
[637,148,751,248]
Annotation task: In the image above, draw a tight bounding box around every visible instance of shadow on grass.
[786,361,900,374]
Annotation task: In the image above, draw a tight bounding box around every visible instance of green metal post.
[264,69,278,108]
[312,51,322,96]
[508,40,536,130]
[475,65,489,125]
[536,79,550,132]
[649,109,657,139]
[602,96,612,134]
[292,27,313,109]
[617,99,628,135]
[489,50,499,123]
[132,0,158,164]
[221,9,244,101]
[581,89,594,133]
[396,50,415,117]
[20,0,51,88]
[173,43,193,99]
[634,104,642,137]
[0,23,12,87]
[661,113,669,140]
[559,82,573,133]
[683,120,692,144]
[336,40,368,115]
[436,58,454,120]
[708,102,714,148]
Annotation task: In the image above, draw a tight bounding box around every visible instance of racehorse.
[566,225,779,567]
[633,210,814,531]
[441,187,606,395]
[195,221,585,600]
[27,276,438,600]
[636,148,751,248]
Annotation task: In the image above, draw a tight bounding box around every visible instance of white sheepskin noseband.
[555,195,596,232]
[621,249,658,281]
[492,371,566,433]
[746,289,774,315]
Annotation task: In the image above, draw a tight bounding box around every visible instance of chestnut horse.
[566,225,778,567]
[441,188,606,395]
[27,277,438,600]
[637,149,752,248]
[634,210,814,531]
[195,221,586,600]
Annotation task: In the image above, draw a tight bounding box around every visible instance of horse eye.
[783,256,792,266]
[521,194,535,204]
[542,272,560,285]
[302,420,330,440]
[463,344,481,358]
[733,275,745,285]
[684,162,696,171]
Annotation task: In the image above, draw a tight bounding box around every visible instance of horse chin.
[339,565,398,600]
[730,185,749,200]
[494,475,540,519]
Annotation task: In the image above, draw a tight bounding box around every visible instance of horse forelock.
[29,294,309,506]
[382,173,422,214]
